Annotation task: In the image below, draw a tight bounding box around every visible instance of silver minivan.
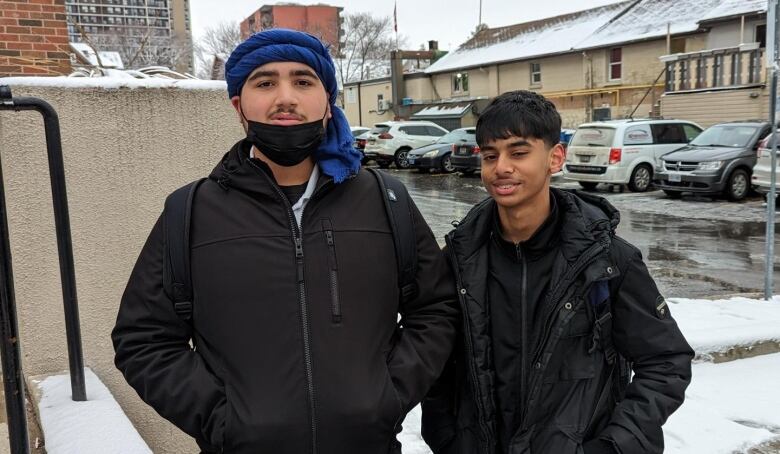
[564,119,703,191]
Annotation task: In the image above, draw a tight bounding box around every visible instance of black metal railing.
[664,44,765,93]
[0,85,86,454]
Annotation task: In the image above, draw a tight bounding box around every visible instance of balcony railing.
[661,43,765,93]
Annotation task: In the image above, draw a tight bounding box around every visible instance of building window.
[530,63,541,85]
[756,24,767,48]
[609,47,622,81]
[452,72,469,93]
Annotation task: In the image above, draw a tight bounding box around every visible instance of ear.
[326,101,332,120]
[549,143,566,174]
[230,96,246,126]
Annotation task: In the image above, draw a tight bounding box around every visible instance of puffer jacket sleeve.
[385,200,460,413]
[111,215,227,450]
[598,237,694,454]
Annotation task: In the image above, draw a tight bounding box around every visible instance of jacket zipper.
[247,159,319,454]
[518,246,528,424]
[521,242,605,430]
[322,220,341,323]
[445,235,492,454]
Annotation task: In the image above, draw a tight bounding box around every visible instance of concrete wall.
[0,82,243,453]
[660,87,769,128]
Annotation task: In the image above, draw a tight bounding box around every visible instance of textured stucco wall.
[0,83,244,453]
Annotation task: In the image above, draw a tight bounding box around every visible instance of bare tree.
[89,29,193,72]
[194,21,242,79]
[335,13,406,86]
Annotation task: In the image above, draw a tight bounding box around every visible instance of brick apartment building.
[0,0,71,77]
[240,3,343,51]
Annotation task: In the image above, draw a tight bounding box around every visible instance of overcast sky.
[190,0,626,51]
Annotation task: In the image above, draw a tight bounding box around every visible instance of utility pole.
[765,0,779,300]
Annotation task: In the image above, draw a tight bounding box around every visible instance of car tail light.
[609,148,622,165]
[378,132,393,139]
[473,146,481,155]
[357,139,366,149]
[451,144,457,152]
[759,137,771,157]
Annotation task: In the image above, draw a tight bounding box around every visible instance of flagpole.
[394,0,399,50]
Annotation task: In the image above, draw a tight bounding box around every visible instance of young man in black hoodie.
[422,90,693,454]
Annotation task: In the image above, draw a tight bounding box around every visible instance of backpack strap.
[588,279,631,401]
[367,168,419,304]
[163,178,206,322]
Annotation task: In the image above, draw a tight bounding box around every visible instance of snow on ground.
[0,76,226,91]
[33,368,151,454]
[670,296,780,357]
[665,353,780,454]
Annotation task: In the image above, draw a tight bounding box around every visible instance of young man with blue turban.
[112,29,458,454]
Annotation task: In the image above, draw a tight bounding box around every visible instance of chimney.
[428,40,438,51]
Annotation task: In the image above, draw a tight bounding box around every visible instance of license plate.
[578,155,592,163]
[668,172,682,182]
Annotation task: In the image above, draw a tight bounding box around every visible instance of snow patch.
[701,0,767,22]
[670,296,780,356]
[33,368,151,454]
[0,76,226,91]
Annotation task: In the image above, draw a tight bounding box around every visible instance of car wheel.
[726,169,749,201]
[579,182,598,191]
[395,148,411,169]
[663,190,682,199]
[377,161,391,169]
[628,164,652,192]
[440,154,455,173]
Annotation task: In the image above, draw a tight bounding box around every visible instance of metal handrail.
[0,85,87,454]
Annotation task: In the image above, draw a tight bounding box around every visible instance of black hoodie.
[112,139,459,453]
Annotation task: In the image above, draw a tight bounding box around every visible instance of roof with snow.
[411,103,472,118]
[700,0,767,23]
[426,0,766,75]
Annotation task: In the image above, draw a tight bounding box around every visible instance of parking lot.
[381,168,780,299]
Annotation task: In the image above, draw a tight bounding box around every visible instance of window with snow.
[530,63,541,85]
[452,73,469,93]
[609,47,622,81]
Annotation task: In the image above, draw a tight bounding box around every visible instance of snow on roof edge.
[0,76,227,91]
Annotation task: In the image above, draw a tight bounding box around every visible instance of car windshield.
[436,129,476,144]
[690,125,759,148]
[569,127,616,147]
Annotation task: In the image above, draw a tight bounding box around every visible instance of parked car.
[655,121,770,201]
[560,128,576,151]
[449,135,482,175]
[407,127,476,173]
[363,121,449,169]
[563,119,703,192]
[350,126,370,164]
[753,130,780,196]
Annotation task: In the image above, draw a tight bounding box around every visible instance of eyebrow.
[481,140,531,151]
[246,68,320,83]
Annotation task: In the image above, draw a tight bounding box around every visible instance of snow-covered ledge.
[0,76,227,91]
[27,368,150,454]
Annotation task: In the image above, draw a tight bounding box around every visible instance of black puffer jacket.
[112,140,459,453]
[422,188,693,454]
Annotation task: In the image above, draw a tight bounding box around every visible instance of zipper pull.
[295,237,304,259]
[325,230,334,246]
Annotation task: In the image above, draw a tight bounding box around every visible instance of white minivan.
[564,119,703,191]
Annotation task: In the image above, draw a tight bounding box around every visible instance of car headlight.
[697,161,723,171]
[423,150,439,158]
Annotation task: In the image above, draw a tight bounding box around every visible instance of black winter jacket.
[421,189,693,454]
[112,140,459,453]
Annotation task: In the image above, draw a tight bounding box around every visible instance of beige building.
[344,0,768,131]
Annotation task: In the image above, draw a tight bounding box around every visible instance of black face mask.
[241,104,326,167]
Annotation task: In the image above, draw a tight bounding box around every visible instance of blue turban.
[225,28,361,183]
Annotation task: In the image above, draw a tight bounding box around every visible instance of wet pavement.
[381,168,780,299]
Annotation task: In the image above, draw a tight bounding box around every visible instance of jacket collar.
[209,139,334,199]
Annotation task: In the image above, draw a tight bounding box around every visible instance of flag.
[394,1,398,33]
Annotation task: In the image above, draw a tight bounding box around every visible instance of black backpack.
[161,168,419,323]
